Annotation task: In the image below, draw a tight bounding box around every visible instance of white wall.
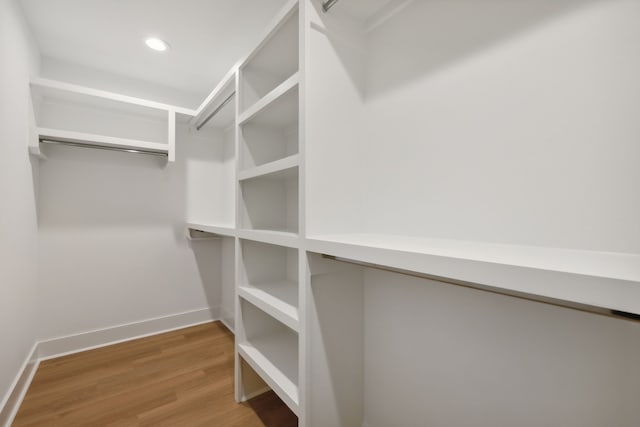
[0,0,40,415]
[363,268,640,427]
[36,127,225,341]
[306,0,640,253]
[362,0,640,253]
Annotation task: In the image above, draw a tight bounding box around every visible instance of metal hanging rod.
[321,254,640,322]
[323,0,340,12]
[39,138,167,157]
[195,91,236,131]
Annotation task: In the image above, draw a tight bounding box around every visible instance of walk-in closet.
[1,0,639,426]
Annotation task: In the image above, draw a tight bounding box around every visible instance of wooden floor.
[13,322,297,427]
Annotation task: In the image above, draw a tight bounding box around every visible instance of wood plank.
[13,321,297,427]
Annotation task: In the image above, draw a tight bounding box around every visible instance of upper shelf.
[305,233,640,316]
[31,78,197,117]
[239,0,299,113]
[29,78,196,162]
[191,67,236,131]
[238,73,299,127]
[319,0,413,32]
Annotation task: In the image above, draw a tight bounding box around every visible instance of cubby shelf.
[306,234,640,316]
[236,229,299,248]
[239,281,299,331]
[239,166,299,235]
[238,333,299,415]
[238,154,299,181]
[238,73,299,126]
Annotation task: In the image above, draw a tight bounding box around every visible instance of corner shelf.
[236,229,299,248]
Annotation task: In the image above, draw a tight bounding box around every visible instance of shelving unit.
[29,78,196,162]
[233,0,303,422]
[182,0,640,426]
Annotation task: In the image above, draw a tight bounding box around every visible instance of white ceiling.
[20,0,289,98]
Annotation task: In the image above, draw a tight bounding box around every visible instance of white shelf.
[238,73,299,126]
[238,155,299,181]
[186,222,236,238]
[238,332,299,415]
[239,165,299,235]
[37,127,169,154]
[192,67,236,130]
[30,78,193,162]
[237,229,299,248]
[31,78,197,116]
[239,281,299,331]
[239,0,299,111]
[305,234,640,315]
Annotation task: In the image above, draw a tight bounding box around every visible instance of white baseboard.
[0,344,39,427]
[220,306,235,333]
[0,307,224,426]
[38,307,219,360]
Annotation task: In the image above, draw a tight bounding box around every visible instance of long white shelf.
[238,229,299,248]
[239,281,299,331]
[186,222,237,238]
[305,234,640,316]
[37,127,169,154]
[238,73,299,126]
[238,155,300,181]
[31,77,197,116]
[238,333,299,415]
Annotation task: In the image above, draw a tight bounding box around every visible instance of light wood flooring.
[13,322,297,426]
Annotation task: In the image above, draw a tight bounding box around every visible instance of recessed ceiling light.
[145,37,170,52]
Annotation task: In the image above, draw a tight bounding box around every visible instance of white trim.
[0,344,39,427]
[38,307,219,360]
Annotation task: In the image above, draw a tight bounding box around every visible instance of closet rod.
[320,254,640,322]
[322,0,339,12]
[39,138,168,157]
[195,91,235,131]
